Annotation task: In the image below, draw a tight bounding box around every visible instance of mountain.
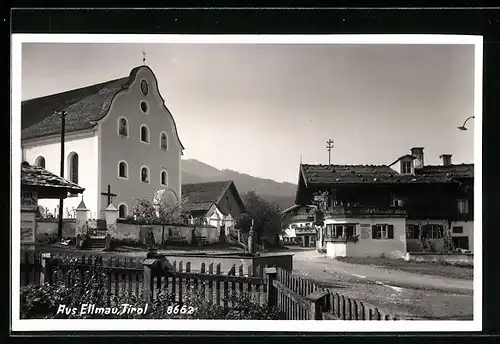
[181,159,297,209]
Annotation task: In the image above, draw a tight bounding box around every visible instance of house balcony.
[325,205,407,218]
[295,227,317,235]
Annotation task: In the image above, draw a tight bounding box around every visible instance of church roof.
[21,162,85,194]
[21,66,185,151]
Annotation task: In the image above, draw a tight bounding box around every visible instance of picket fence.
[20,251,407,320]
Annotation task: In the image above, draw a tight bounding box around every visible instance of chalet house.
[281,204,317,247]
[21,65,184,220]
[295,147,474,258]
[181,181,246,236]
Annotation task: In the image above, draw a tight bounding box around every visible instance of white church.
[21,65,185,219]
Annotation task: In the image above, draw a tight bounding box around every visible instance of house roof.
[281,204,316,215]
[181,181,246,214]
[21,162,85,194]
[299,164,459,186]
[416,164,474,179]
[388,154,417,167]
[21,66,185,150]
[182,201,216,214]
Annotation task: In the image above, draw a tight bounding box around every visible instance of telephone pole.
[326,139,334,165]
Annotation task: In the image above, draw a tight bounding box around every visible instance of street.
[292,250,473,320]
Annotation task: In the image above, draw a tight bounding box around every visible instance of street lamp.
[458,116,475,131]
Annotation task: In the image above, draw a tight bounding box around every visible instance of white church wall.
[22,132,99,218]
[99,67,182,215]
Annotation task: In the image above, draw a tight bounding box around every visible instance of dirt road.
[292,250,473,320]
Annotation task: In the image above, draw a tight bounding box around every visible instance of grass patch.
[336,256,473,280]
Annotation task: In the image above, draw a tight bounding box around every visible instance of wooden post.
[264,267,278,307]
[105,234,112,251]
[306,289,329,320]
[40,252,52,285]
[142,258,157,302]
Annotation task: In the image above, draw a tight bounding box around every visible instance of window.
[406,224,420,239]
[118,204,128,219]
[452,226,464,234]
[421,224,443,239]
[457,199,469,214]
[118,161,128,179]
[452,236,469,250]
[140,101,149,113]
[160,132,168,150]
[372,224,394,240]
[140,166,150,183]
[402,160,412,174]
[118,117,128,137]
[140,125,150,143]
[141,79,149,96]
[68,152,79,184]
[35,156,45,168]
[161,170,168,185]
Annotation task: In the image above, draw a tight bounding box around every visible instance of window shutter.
[388,225,394,239]
[372,225,377,239]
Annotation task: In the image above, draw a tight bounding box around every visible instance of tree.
[236,191,282,244]
[129,189,187,225]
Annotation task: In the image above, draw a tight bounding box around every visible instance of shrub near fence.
[21,252,408,320]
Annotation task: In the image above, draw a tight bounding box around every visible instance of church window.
[118,161,128,179]
[141,79,149,96]
[160,132,168,150]
[35,156,45,168]
[140,101,149,114]
[118,204,128,219]
[68,152,79,184]
[161,170,168,186]
[140,125,150,143]
[118,117,128,137]
[141,166,150,183]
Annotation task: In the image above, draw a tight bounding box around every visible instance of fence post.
[40,252,52,285]
[306,289,330,320]
[142,258,158,302]
[264,267,278,306]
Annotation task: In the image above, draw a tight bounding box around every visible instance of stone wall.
[404,252,473,265]
[35,219,76,241]
[109,221,220,245]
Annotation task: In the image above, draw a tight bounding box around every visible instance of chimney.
[410,147,424,169]
[440,154,452,166]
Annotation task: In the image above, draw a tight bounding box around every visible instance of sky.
[21,42,476,184]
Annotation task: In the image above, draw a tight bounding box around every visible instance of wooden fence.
[21,252,407,320]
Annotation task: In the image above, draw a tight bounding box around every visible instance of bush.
[36,233,59,245]
[21,263,281,320]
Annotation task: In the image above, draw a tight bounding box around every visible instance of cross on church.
[101,184,117,206]
[142,51,147,65]
[326,139,334,165]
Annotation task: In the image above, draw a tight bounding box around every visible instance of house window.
[118,117,128,137]
[402,161,412,174]
[457,199,469,214]
[372,224,394,240]
[140,101,149,113]
[140,125,150,143]
[160,132,168,150]
[452,226,464,234]
[141,79,149,96]
[141,166,150,183]
[452,236,469,250]
[118,204,128,219]
[406,224,420,239]
[35,156,45,168]
[118,161,128,179]
[68,152,79,184]
[161,170,168,186]
[421,224,443,239]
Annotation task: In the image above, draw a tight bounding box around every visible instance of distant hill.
[181,159,297,210]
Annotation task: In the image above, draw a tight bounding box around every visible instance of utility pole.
[56,110,67,241]
[326,139,334,165]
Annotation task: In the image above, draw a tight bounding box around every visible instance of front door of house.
[304,235,309,247]
[452,236,469,250]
